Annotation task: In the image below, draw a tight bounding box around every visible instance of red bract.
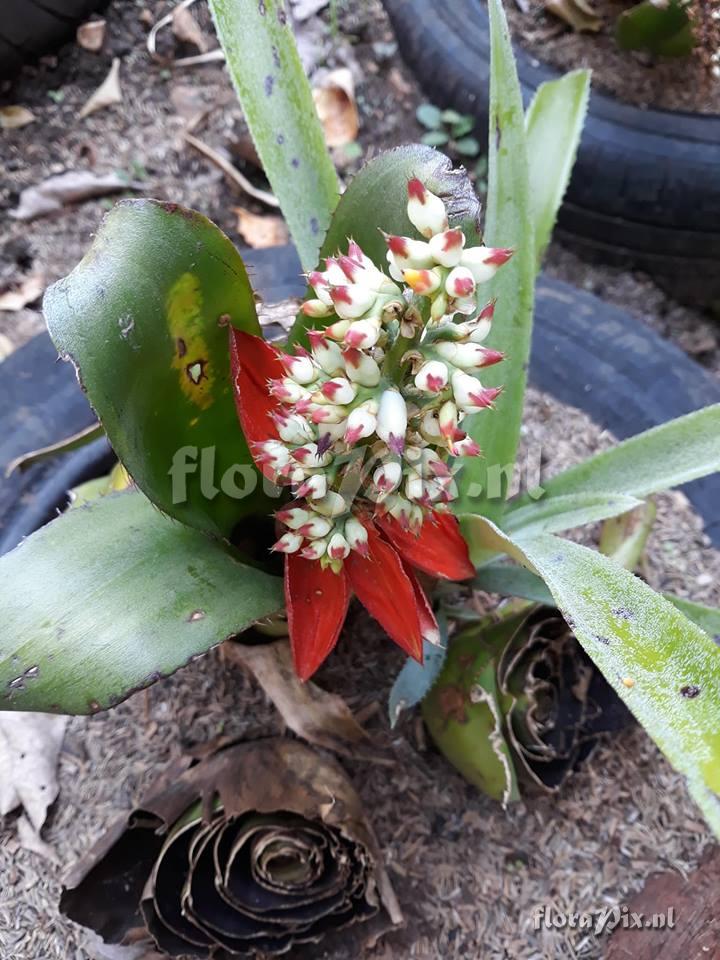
[229,330,475,681]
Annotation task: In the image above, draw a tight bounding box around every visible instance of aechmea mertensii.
[230,178,513,679]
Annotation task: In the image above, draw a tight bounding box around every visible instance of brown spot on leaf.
[680,684,701,699]
[186,359,207,384]
[438,685,468,726]
[176,337,187,358]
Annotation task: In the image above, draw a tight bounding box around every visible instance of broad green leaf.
[599,500,657,571]
[513,405,720,510]
[525,69,590,263]
[289,144,482,342]
[0,491,283,714]
[422,613,520,805]
[503,492,642,538]
[416,103,443,129]
[666,596,720,641]
[454,0,535,521]
[616,0,694,56]
[462,514,720,838]
[475,560,720,642]
[388,615,449,728]
[44,200,270,538]
[208,0,339,271]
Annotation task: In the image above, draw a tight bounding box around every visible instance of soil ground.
[506,0,720,114]
[0,2,719,959]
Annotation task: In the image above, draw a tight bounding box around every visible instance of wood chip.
[78,57,122,119]
[0,105,36,129]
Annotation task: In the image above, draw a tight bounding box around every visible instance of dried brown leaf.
[62,739,402,956]
[10,170,135,221]
[225,639,371,756]
[78,57,122,119]
[544,0,603,31]
[312,67,359,148]
[76,19,106,52]
[172,5,209,52]
[0,712,68,832]
[233,207,289,248]
[0,105,36,129]
[0,273,45,312]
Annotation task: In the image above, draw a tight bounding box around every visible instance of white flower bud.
[330,285,377,320]
[282,353,318,385]
[451,433,482,457]
[256,440,291,471]
[344,405,378,444]
[344,516,369,555]
[419,410,443,440]
[272,532,304,554]
[377,389,407,455]
[327,532,350,561]
[402,267,442,296]
[343,347,381,387]
[325,319,351,341]
[344,319,381,349]
[405,471,426,502]
[269,378,310,404]
[301,298,333,318]
[460,246,513,284]
[445,266,476,300]
[414,360,449,393]
[312,491,348,517]
[308,270,333,306]
[324,256,349,285]
[296,515,334,539]
[301,537,329,560]
[320,377,357,406]
[436,341,503,370]
[275,412,315,444]
[438,400,459,440]
[385,493,413,527]
[292,443,333,468]
[276,506,312,530]
[407,178,449,238]
[295,473,328,500]
[373,460,402,495]
[308,331,345,375]
[451,370,502,411]
[310,404,348,425]
[428,228,465,267]
[386,251,404,283]
[385,235,434,271]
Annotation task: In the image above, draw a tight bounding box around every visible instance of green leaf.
[665,596,720,641]
[525,69,590,263]
[5,422,103,476]
[0,491,283,714]
[454,136,481,157]
[422,613,520,804]
[421,130,450,147]
[616,0,695,56]
[450,116,475,138]
[462,514,720,838]
[289,145,482,342]
[207,0,339,271]
[44,199,270,538]
[454,0,535,521]
[516,405,720,510]
[599,500,657,571]
[440,108,465,126]
[504,492,642,538]
[416,103,443,129]
[388,616,449,728]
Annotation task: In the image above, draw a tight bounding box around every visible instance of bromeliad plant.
[2,0,720,848]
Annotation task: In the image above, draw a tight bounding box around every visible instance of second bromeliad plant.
[2,0,720,952]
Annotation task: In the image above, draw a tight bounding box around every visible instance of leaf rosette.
[423,607,634,801]
[61,739,401,958]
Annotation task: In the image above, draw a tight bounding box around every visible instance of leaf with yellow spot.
[45,199,273,536]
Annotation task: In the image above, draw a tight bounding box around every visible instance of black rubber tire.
[0,0,110,79]
[1,246,718,556]
[381,0,720,308]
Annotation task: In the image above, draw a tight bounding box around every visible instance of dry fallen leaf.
[78,57,122,119]
[10,170,136,221]
[233,206,289,248]
[172,3,209,51]
[0,105,36,129]
[0,711,68,856]
[0,272,45,311]
[312,67,359,148]
[544,0,603,31]
[224,639,371,757]
[76,18,106,52]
